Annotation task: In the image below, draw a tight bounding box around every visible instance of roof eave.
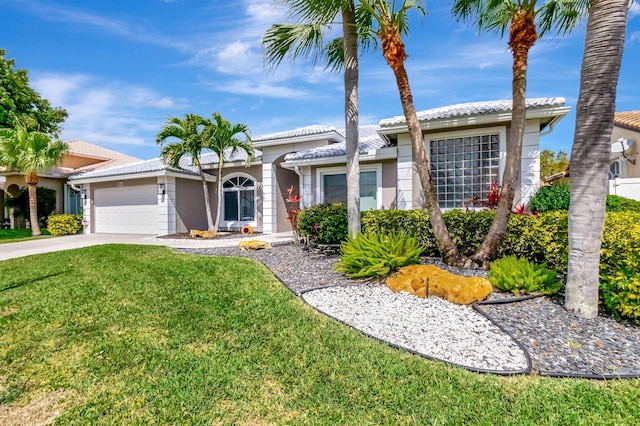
[614,122,640,133]
[252,131,344,148]
[378,106,571,135]
[282,146,397,168]
[69,169,212,185]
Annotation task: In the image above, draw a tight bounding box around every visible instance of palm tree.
[452,0,589,267]
[565,0,629,319]
[359,0,465,266]
[155,114,216,231]
[0,121,68,236]
[206,112,253,232]
[264,0,366,238]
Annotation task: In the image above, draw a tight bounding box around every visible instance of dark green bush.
[297,203,348,245]
[362,209,436,254]
[606,195,640,212]
[488,255,561,295]
[335,232,425,278]
[362,209,494,257]
[528,183,570,213]
[4,186,57,226]
[47,214,82,236]
[528,186,640,214]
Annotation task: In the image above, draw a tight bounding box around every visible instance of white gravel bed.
[302,284,528,372]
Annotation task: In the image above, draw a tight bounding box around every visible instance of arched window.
[222,175,255,223]
[609,160,620,180]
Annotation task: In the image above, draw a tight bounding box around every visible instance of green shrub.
[527,188,639,214]
[488,255,561,295]
[606,195,640,212]
[528,183,570,213]
[362,208,640,321]
[500,211,569,274]
[297,203,348,245]
[335,232,425,278]
[599,214,640,323]
[444,210,495,256]
[362,209,436,254]
[4,186,57,226]
[47,214,82,236]
[361,209,494,257]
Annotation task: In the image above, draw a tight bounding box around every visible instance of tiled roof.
[252,125,340,143]
[69,156,200,180]
[65,140,141,163]
[614,111,640,132]
[70,147,262,181]
[200,148,261,166]
[379,97,567,128]
[284,125,387,162]
[52,140,141,176]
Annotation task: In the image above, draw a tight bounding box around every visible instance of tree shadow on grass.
[0,271,66,293]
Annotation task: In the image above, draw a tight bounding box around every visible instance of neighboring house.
[609,111,640,201]
[70,97,569,235]
[0,140,140,228]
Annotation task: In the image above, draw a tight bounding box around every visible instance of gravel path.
[178,243,640,377]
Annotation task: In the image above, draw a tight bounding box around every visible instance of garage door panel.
[94,186,158,234]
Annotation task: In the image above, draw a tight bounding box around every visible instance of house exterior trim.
[70,170,216,185]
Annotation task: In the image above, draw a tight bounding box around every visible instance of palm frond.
[277,0,343,24]
[207,112,253,165]
[451,0,512,36]
[263,23,329,70]
[536,0,590,36]
[156,114,209,169]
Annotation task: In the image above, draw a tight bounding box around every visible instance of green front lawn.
[1,245,639,425]
[0,228,50,244]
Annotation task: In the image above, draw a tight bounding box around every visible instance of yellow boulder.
[239,240,272,250]
[190,229,217,239]
[385,264,492,305]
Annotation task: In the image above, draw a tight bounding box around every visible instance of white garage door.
[94,186,158,234]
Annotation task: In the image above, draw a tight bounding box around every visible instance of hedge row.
[362,209,640,323]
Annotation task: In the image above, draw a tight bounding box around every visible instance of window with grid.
[223,176,255,221]
[429,134,500,208]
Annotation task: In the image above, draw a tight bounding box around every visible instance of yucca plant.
[335,232,425,278]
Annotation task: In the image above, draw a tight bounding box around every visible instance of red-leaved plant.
[486,181,501,209]
[512,203,536,216]
[285,186,302,243]
[464,181,502,210]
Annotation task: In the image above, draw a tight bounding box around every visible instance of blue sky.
[1,0,639,160]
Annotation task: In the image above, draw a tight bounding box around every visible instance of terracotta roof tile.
[614,111,640,132]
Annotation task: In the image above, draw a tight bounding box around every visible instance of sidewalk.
[0,231,294,261]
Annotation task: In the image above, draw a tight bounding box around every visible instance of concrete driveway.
[0,232,294,262]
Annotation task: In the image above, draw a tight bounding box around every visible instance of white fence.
[609,178,640,201]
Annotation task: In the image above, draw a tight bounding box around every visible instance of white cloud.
[213,80,310,98]
[30,72,189,151]
[215,41,263,75]
[630,3,640,18]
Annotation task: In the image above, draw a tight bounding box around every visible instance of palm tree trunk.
[213,160,224,232]
[198,164,215,232]
[565,0,629,319]
[343,1,360,238]
[472,36,533,267]
[27,181,42,236]
[391,63,464,266]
